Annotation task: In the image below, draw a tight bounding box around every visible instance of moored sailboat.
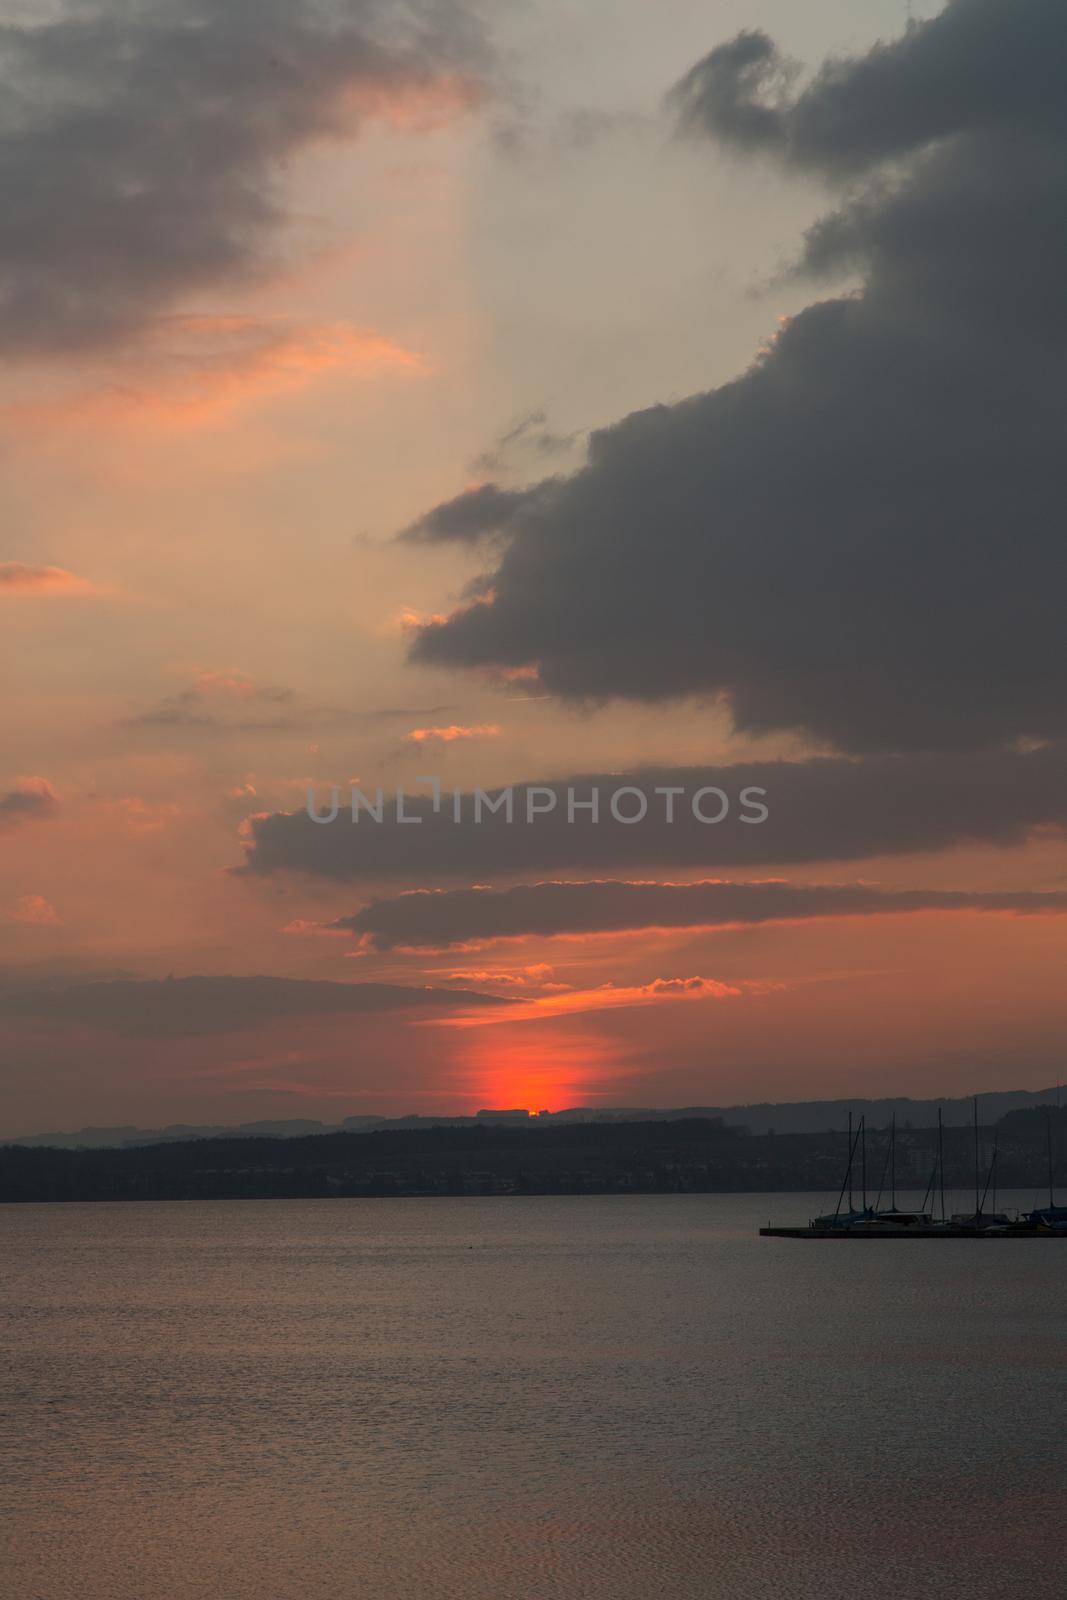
[761,1100,1066,1239]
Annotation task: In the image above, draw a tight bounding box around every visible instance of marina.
[761,1104,1066,1239]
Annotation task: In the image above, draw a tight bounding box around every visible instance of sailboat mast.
[861,1116,867,1211]
[938,1107,945,1223]
[1047,1105,1055,1210]
[980,1133,998,1217]
[890,1114,896,1210]
[848,1110,853,1213]
[973,1095,981,1221]
[834,1114,861,1221]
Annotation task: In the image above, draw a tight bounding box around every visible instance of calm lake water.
[2,1193,1064,1599]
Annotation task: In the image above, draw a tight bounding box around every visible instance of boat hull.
[760,1225,1067,1239]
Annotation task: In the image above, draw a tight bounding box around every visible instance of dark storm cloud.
[0,0,488,357]
[0,974,503,1036]
[337,879,1067,951]
[670,4,1066,175]
[408,0,1067,754]
[238,742,1067,882]
[0,781,58,831]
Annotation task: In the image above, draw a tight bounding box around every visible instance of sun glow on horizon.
[453,1027,630,1115]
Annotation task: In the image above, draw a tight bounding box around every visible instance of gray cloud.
[670,5,1066,176]
[471,411,580,478]
[238,743,1067,881]
[124,680,455,737]
[0,0,488,357]
[670,29,795,156]
[402,482,543,544]
[408,1,1067,754]
[337,879,1067,951]
[125,678,296,733]
[0,781,58,832]
[0,974,503,1036]
[491,103,649,164]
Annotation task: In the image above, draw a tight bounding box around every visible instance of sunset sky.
[3,0,1066,1136]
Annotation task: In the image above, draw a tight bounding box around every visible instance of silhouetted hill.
[2,1108,1064,1204]
[3,1085,1063,1148]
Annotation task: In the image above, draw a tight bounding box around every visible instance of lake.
[2,1193,1064,1598]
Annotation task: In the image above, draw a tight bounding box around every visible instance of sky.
[3,0,1067,1136]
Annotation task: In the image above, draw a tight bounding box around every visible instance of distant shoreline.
[3,1110,1061,1206]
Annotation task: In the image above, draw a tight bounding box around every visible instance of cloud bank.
[407,0,1067,754]
[335,879,1067,951]
[239,744,1067,880]
[0,974,504,1037]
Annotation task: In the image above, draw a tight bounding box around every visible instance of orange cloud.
[406,723,501,744]
[3,316,428,433]
[10,777,58,800]
[495,664,540,683]
[189,670,285,703]
[390,607,450,635]
[478,662,540,687]
[0,563,99,595]
[437,974,746,1026]
[444,964,558,988]
[8,895,62,927]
